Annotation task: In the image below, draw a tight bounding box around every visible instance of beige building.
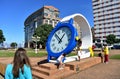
[24,6,60,48]
[92,0,120,43]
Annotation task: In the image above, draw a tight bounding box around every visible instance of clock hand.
[55,33,61,42]
[59,33,65,43]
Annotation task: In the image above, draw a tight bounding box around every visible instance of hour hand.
[55,33,60,42]
[59,33,65,43]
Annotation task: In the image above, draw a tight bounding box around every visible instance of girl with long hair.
[5,48,32,79]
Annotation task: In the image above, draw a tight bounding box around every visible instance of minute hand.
[59,33,65,43]
[55,33,61,42]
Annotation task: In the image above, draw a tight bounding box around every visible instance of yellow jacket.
[89,47,94,57]
[104,46,109,55]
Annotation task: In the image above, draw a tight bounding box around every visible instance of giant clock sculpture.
[46,18,78,62]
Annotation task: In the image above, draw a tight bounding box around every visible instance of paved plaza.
[0,50,120,79]
[64,50,120,79]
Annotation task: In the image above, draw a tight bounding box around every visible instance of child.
[5,48,32,79]
[103,44,109,64]
[76,39,82,61]
[98,52,104,63]
[57,53,66,69]
[77,47,82,61]
[89,46,94,57]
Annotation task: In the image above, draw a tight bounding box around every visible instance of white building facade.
[92,0,120,43]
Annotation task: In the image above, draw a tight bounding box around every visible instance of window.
[49,20,52,24]
[55,13,59,18]
[44,13,48,16]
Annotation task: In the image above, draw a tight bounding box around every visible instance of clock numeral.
[68,34,71,39]
[53,47,56,50]
[57,48,59,51]
[68,33,71,36]
[62,29,65,33]
[65,43,68,46]
[52,39,55,42]
[58,31,60,34]
[68,38,70,41]
[61,47,63,50]
[66,30,71,34]
[52,43,55,46]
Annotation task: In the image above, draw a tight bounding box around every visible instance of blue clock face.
[50,27,72,53]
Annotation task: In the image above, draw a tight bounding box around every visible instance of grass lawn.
[0,49,47,57]
[2,49,120,59]
[0,49,76,57]
[110,54,120,59]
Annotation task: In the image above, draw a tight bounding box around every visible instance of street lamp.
[32,36,40,54]
[101,36,103,52]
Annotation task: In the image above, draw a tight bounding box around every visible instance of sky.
[0,0,94,46]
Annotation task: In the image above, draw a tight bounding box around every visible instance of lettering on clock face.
[50,27,72,53]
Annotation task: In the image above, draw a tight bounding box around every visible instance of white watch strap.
[60,13,93,49]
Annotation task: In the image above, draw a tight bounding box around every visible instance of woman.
[5,48,32,79]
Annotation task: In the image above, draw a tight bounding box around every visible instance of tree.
[106,34,116,45]
[115,38,120,43]
[0,29,5,45]
[10,42,17,48]
[34,24,53,48]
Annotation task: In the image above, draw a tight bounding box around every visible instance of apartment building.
[92,0,120,43]
[24,6,60,48]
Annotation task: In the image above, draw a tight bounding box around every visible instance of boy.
[57,53,66,69]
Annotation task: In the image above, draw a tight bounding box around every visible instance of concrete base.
[49,52,90,63]
[32,57,101,79]
[0,57,101,79]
